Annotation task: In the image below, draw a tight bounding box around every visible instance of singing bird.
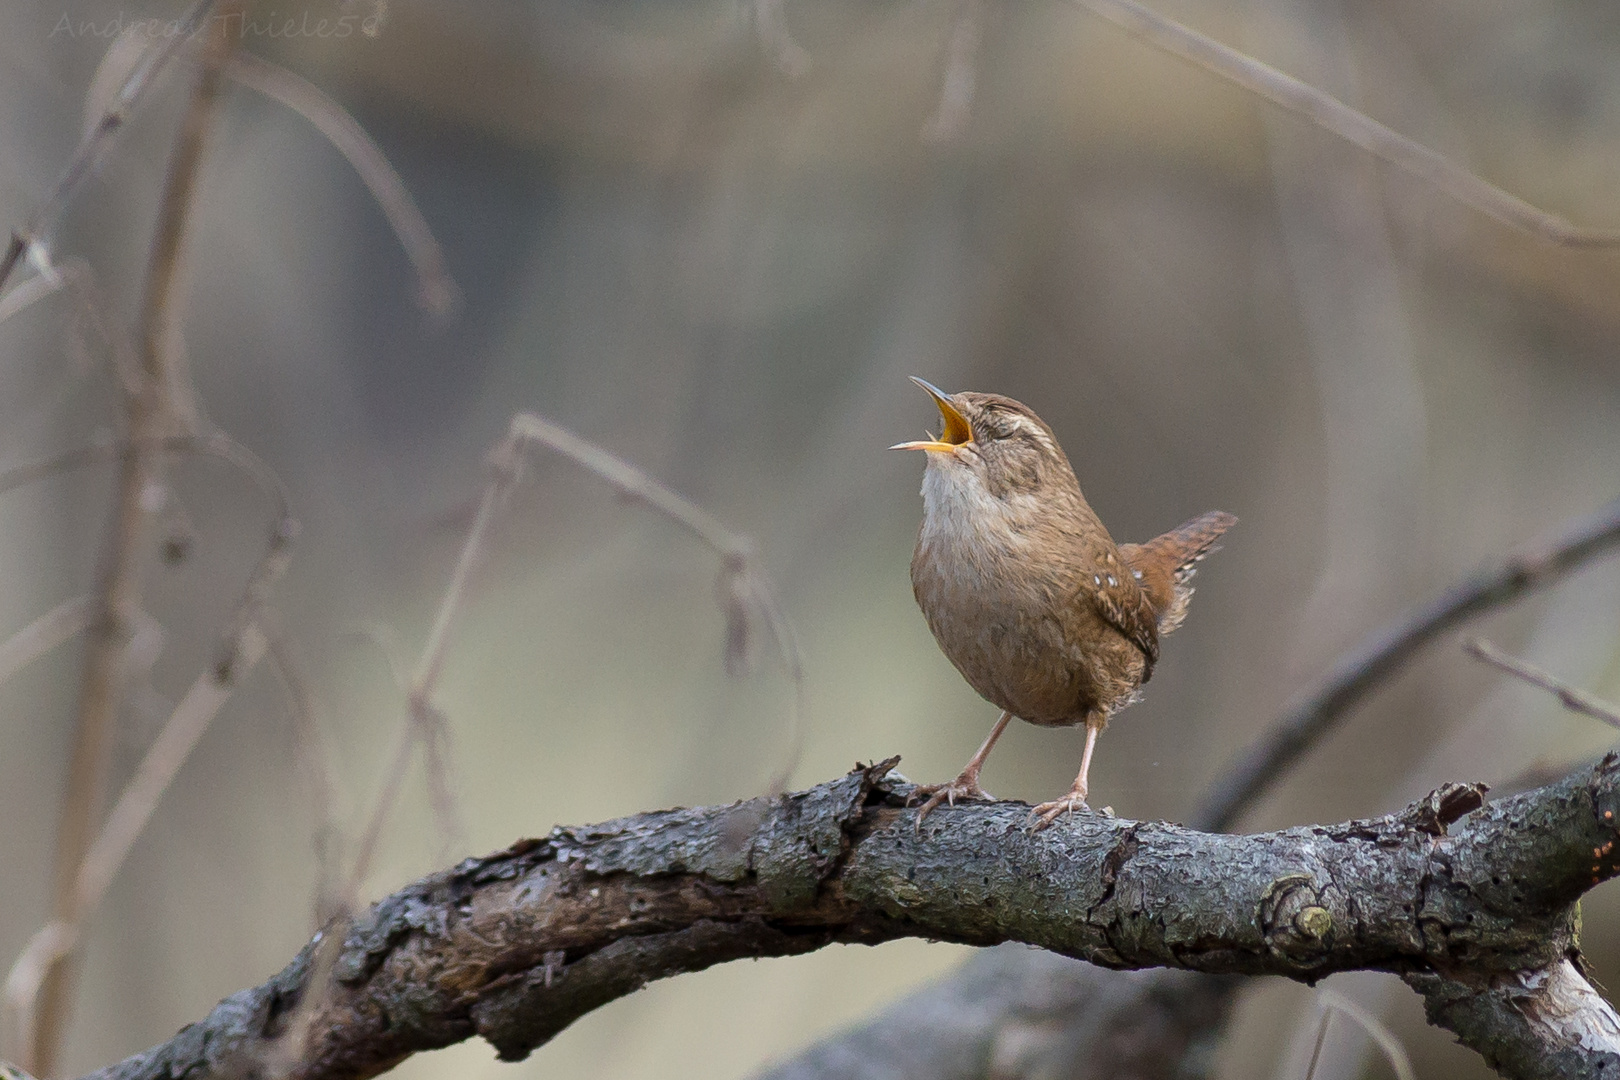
[893,378,1235,829]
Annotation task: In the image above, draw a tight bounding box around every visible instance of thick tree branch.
[83,755,1620,1080]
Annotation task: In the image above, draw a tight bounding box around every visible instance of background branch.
[1074,0,1620,246]
[1197,495,1620,832]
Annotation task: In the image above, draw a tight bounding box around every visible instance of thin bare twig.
[348,618,464,868]
[1197,496,1620,832]
[224,53,459,319]
[0,438,297,616]
[1465,638,1620,731]
[0,434,280,503]
[1073,0,1620,247]
[263,626,344,923]
[0,598,92,694]
[0,0,221,297]
[0,276,64,328]
[0,259,142,398]
[80,628,270,909]
[1315,989,1418,1080]
[1302,1008,1332,1080]
[508,414,806,790]
[271,451,518,1077]
[344,454,512,897]
[9,511,289,1073]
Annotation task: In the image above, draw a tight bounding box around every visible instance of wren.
[892,378,1235,829]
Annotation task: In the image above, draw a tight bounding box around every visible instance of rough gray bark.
[80,754,1620,1080]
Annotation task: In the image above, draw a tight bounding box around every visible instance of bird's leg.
[1028,714,1104,830]
[910,710,1012,826]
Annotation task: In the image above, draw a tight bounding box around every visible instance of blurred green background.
[2,1,1619,1078]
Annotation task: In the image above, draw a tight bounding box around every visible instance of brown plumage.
[892,379,1235,828]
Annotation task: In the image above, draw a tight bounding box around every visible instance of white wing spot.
[1132,569,1143,580]
[1106,575,1117,587]
[1092,574,1101,586]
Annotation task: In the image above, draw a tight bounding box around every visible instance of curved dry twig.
[1074,0,1620,247]
[1315,988,1418,1080]
[225,53,460,319]
[507,413,806,791]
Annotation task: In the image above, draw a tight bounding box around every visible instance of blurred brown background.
[1,0,1618,1077]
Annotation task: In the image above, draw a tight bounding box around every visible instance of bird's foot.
[909,772,994,829]
[1027,789,1089,832]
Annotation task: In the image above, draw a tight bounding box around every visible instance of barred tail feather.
[1120,510,1236,635]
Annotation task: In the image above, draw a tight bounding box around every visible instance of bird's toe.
[1026,793,1089,832]
[909,775,995,829]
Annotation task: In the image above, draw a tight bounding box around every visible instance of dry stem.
[224,53,459,319]
[1314,989,1417,1080]
[0,0,220,297]
[4,629,271,1054]
[1075,0,1620,246]
[506,414,805,789]
[1465,638,1620,731]
[0,599,92,694]
[263,628,344,924]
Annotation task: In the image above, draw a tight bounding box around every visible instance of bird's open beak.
[890,377,973,452]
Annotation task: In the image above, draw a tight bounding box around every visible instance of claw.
[908,774,994,831]
[1026,792,1090,833]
